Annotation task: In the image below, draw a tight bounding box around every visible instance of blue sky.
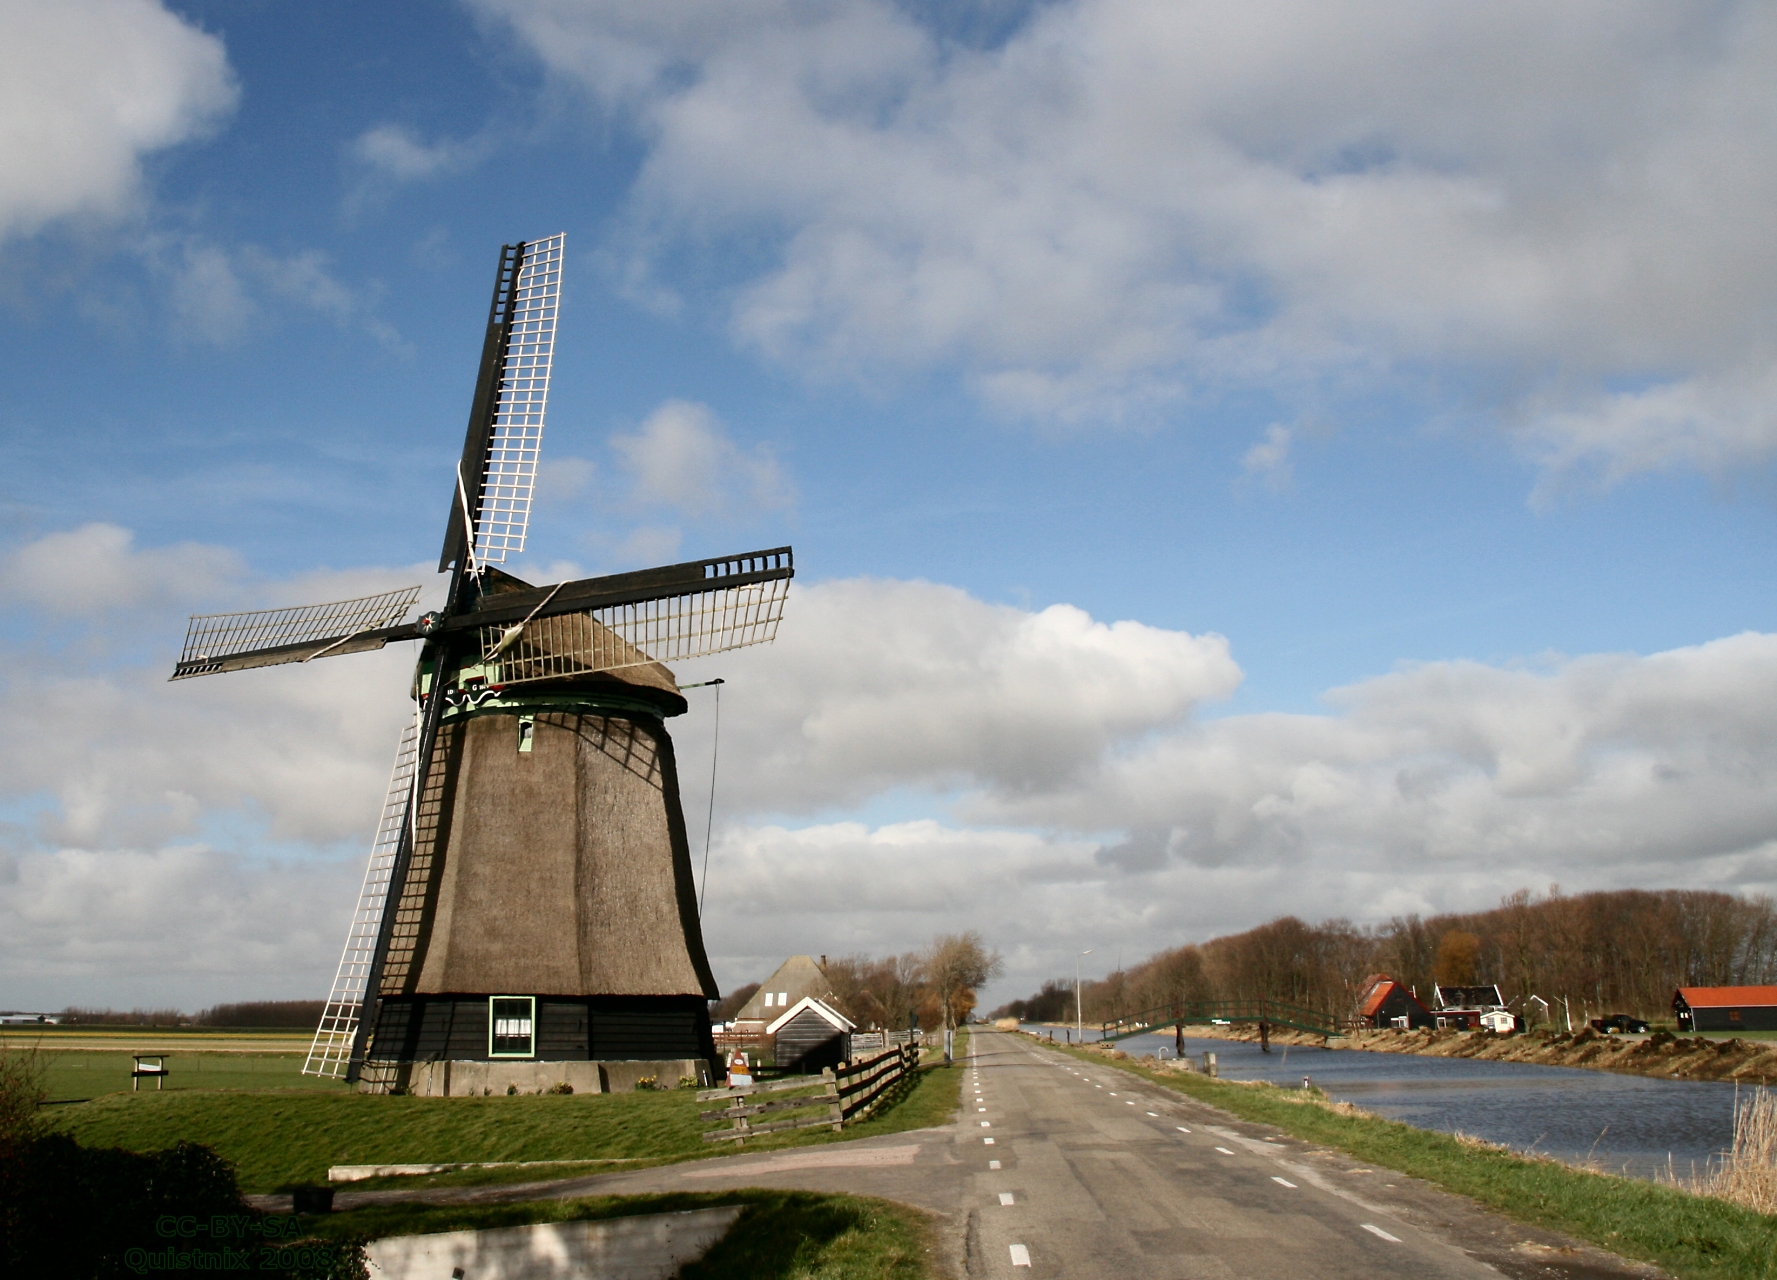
[4,1,1777,1010]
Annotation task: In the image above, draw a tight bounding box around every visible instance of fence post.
[824,1066,841,1131]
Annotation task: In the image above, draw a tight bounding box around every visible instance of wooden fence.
[698,1043,919,1143]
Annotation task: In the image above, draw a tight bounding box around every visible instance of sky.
[3,0,1777,1013]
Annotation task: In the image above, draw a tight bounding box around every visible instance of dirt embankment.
[1172,1021,1777,1083]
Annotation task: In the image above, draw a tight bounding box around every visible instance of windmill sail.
[477,578,789,683]
[171,586,423,680]
[442,233,565,571]
[466,548,793,684]
[302,711,420,1078]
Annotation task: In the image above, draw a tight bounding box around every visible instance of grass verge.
[45,1055,963,1194]
[1050,1040,1777,1280]
[306,1190,935,1279]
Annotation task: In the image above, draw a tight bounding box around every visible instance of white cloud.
[1,523,243,617]
[10,523,1777,1007]
[478,0,1777,479]
[611,400,792,518]
[1241,424,1293,490]
[0,0,236,241]
[350,124,487,182]
[681,576,1242,808]
[155,238,399,346]
[536,456,598,505]
[0,845,361,1009]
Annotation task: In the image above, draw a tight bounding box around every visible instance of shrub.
[0,1134,365,1278]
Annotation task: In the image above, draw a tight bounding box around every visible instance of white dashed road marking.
[1146,1111,1158,1116]
[1176,1126,1191,1133]
[984,1137,995,1145]
[1362,1224,1402,1243]
[999,1192,1015,1205]
[981,1121,992,1127]
[1215,1147,1235,1155]
[1272,1177,1297,1188]
[1009,1244,1031,1267]
[989,1160,1001,1169]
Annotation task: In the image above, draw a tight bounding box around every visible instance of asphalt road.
[280,1029,1666,1278]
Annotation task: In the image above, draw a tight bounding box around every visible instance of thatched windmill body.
[172,235,792,1093]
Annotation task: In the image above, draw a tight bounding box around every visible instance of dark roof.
[1435,984,1504,1009]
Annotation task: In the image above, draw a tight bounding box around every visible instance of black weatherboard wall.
[1674,995,1777,1033]
[368,995,716,1063]
[773,1008,847,1073]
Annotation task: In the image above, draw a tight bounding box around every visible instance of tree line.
[993,887,1777,1028]
[713,931,1004,1032]
[50,1001,325,1028]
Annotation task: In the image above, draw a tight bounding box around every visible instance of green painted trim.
[439,689,670,726]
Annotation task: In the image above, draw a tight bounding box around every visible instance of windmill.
[172,235,793,1093]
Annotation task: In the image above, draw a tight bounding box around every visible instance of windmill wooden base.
[355,671,721,1095]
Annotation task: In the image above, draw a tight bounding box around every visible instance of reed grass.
[1677,1086,1777,1216]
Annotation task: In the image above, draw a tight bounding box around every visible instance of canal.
[1026,1024,1743,1179]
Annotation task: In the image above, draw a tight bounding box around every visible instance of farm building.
[1434,984,1505,1010]
[1355,974,1436,1030]
[1432,984,1510,1032]
[1673,986,1777,1033]
[766,997,856,1073]
[728,955,839,1034]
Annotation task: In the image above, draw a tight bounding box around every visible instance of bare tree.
[925,932,1005,1031]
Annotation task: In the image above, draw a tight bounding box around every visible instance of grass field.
[35,1050,347,1101]
[42,1052,964,1194]
[1055,1040,1777,1280]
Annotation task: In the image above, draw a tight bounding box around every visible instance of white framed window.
[778,992,788,1006]
[489,995,536,1058]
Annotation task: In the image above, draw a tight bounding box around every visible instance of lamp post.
[1076,949,1092,1045]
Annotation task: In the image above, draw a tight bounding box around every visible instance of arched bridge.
[1098,999,1344,1042]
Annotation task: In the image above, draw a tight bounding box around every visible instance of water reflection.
[1023,1024,1739,1179]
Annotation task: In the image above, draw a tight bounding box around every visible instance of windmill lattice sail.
[470,233,563,566]
[303,713,420,1079]
[477,576,790,684]
[172,586,422,680]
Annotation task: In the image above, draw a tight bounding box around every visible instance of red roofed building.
[1673,986,1777,1033]
[1354,974,1435,1031]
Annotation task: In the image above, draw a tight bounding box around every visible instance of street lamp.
[1076,949,1093,1045]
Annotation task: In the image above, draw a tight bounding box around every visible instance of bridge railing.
[1096,998,1345,1041]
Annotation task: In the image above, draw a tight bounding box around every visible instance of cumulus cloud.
[1241,425,1293,491]
[476,0,1777,479]
[9,522,1777,1006]
[351,124,488,182]
[0,526,435,1007]
[0,0,236,241]
[2,523,243,617]
[1,845,362,1008]
[690,577,1241,808]
[154,238,400,346]
[611,400,793,518]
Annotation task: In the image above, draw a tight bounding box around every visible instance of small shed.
[1673,986,1777,1033]
[767,997,856,1074]
[1355,974,1435,1030]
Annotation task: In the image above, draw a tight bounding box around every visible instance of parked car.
[1587,1014,1650,1034]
